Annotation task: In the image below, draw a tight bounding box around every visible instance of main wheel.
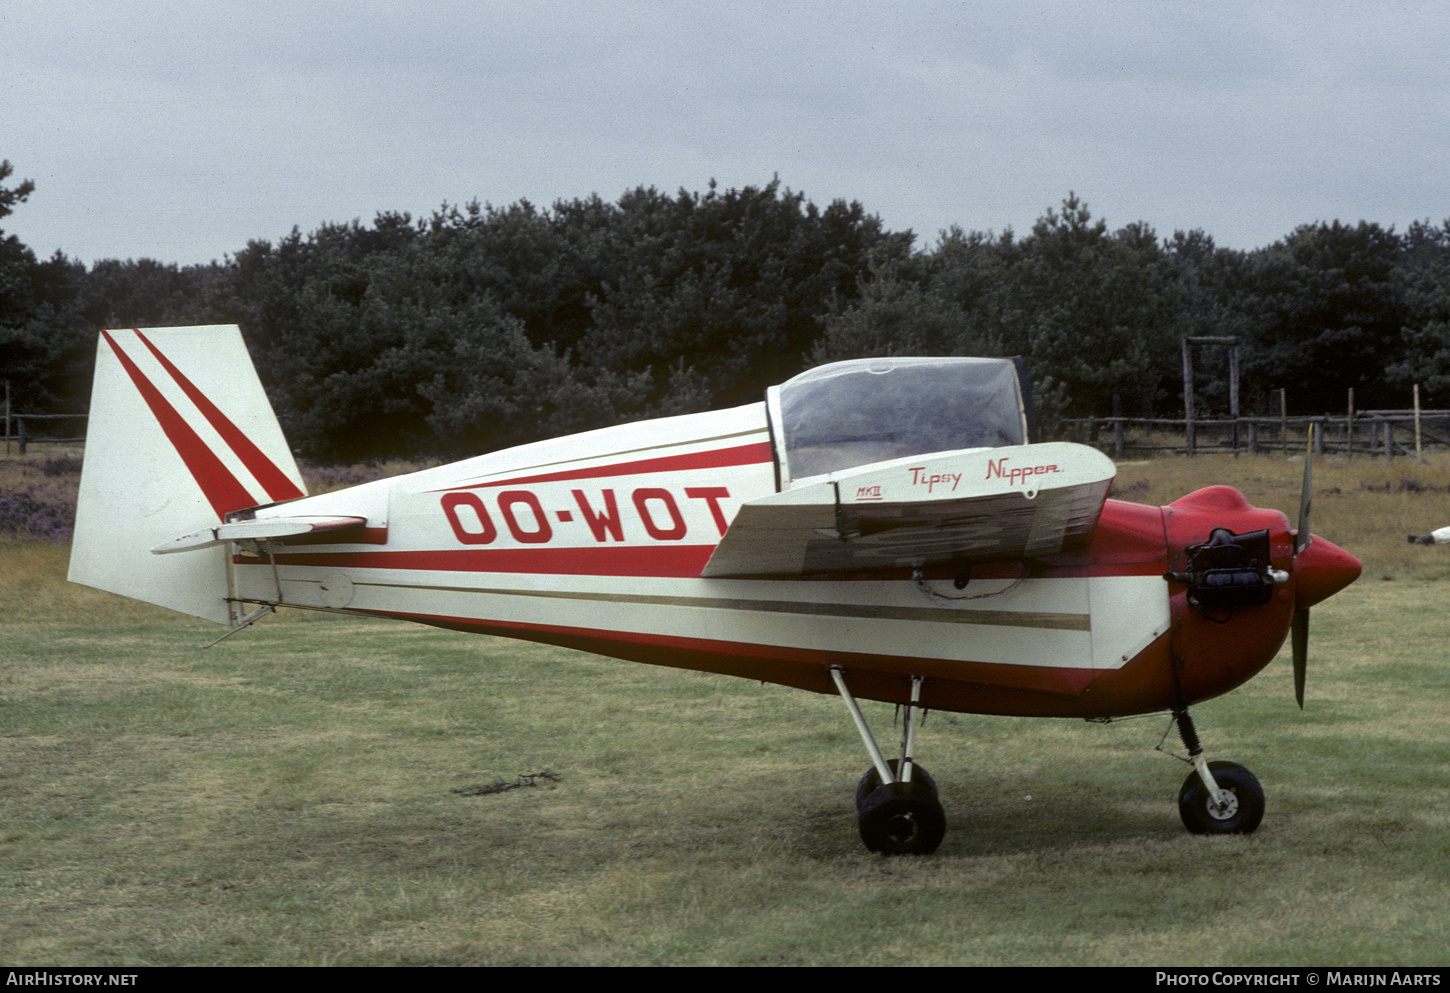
[1178,761,1265,835]
[858,782,946,855]
[855,759,938,809]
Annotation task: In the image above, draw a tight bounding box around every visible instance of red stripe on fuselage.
[102,330,257,519]
[262,544,716,577]
[435,442,773,491]
[134,330,303,502]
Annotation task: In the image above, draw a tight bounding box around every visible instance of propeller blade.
[1296,424,1314,555]
[1293,424,1315,706]
[1291,607,1310,709]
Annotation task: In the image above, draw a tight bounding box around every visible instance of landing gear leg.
[1172,708,1265,835]
[831,668,946,855]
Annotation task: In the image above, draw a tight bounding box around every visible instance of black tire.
[1178,761,1265,835]
[855,759,938,809]
[858,782,947,855]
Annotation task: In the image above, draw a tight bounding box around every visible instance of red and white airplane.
[70,326,1361,854]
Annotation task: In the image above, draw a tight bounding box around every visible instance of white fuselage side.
[234,403,1168,700]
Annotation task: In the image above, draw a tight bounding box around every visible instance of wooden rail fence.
[3,413,89,455]
[1065,410,1449,460]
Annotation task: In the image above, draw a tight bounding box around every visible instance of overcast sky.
[4,1,1448,266]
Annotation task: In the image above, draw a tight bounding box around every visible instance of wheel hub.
[885,812,920,845]
[1206,789,1239,820]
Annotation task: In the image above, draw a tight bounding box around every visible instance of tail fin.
[68,326,306,623]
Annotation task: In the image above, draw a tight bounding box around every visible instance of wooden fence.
[3,413,89,455]
[1065,410,1450,460]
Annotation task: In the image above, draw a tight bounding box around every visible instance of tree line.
[3,158,1449,461]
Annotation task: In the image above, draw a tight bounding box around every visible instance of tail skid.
[68,326,305,623]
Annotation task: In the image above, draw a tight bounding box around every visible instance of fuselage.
[232,402,1360,720]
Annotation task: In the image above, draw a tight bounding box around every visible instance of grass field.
[2,450,1448,966]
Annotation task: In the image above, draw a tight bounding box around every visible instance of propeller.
[1291,425,1314,708]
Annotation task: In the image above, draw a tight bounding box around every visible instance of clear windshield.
[771,357,1026,484]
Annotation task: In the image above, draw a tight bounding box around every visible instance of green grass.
[2,452,1448,965]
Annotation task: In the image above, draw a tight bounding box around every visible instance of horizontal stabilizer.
[153,515,368,554]
[702,442,1114,577]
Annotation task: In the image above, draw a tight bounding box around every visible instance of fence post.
[1228,343,1240,451]
[1182,338,1196,456]
[1112,394,1123,459]
[1414,384,1423,462]
[1346,388,1354,459]
[17,415,26,456]
[1280,389,1288,458]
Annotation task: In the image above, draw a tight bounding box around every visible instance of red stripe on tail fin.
[134,330,303,502]
[101,330,258,519]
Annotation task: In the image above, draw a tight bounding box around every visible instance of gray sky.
[4,1,1448,266]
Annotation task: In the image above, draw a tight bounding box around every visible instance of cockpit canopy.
[767,357,1031,487]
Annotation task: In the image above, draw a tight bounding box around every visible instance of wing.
[701,442,1115,577]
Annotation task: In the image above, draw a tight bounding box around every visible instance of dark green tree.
[995,197,1177,417]
[1236,221,1406,411]
[579,180,907,410]
[0,160,34,221]
[813,195,1176,428]
[75,258,222,330]
[1386,220,1450,404]
[0,163,96,414]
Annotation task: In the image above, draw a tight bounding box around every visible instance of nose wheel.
[1171,710,1265,835]
[832,668,947,855]
[1178,760,1265,834]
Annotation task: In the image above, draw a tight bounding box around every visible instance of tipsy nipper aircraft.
[70,326,1361,855]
